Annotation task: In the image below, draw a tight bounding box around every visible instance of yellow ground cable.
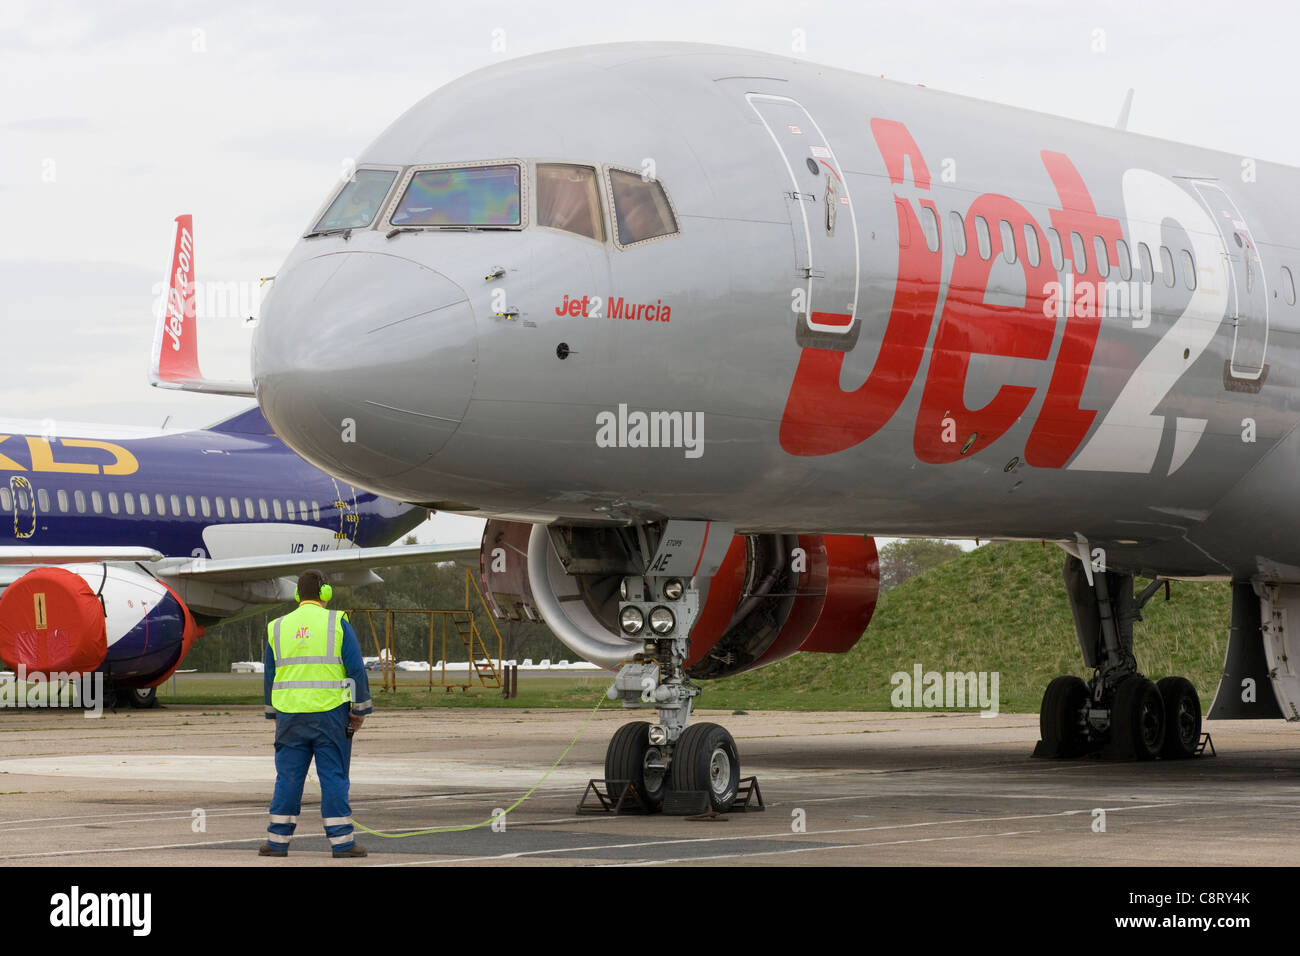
[323,692,609,838]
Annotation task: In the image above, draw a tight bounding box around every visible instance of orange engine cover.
[0,566,107,674]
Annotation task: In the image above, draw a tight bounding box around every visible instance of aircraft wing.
[151,541,482,584]
[149,214,256,398]
[0,546,165,565]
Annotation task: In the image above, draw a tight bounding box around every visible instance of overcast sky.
[2,0,1295,542]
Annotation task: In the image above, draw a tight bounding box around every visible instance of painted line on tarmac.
[379,803,1181,865]
[605,829,1041,866]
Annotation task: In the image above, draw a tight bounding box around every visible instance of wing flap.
[154,541,481,584]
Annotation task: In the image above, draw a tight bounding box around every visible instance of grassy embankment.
[162,542,1232,714]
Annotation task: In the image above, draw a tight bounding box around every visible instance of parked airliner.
[165,43,1300,808]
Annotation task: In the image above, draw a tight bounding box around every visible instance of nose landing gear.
[605,572,742,812]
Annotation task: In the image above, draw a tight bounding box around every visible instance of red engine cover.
[796,535,880,653]
[0,566,107,674]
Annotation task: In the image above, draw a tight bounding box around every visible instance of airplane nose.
[253,251,476,485]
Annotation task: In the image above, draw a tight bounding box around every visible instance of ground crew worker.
[259,568,373,859]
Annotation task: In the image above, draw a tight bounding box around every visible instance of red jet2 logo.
[779,119,1231,475]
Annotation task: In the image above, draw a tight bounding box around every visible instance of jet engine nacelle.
[0,564,202,688]
[479,520,879,675]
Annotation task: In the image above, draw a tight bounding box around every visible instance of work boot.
[332,842,368,859]
[258,843,288,857]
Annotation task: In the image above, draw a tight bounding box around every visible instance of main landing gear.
[605,573,741,812]
[1035,548,1202,760]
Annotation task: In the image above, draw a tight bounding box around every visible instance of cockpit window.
[391,164,521,227]
[537,164,604,241]
[608,169,678,247]
[311,168,398,233]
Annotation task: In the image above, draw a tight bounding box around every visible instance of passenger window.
[75,490,87,513]
[124,492,135,516]
[155,493,166,515]
[999,220,1016,264]
[1138,243,1154,283]
[57,489,69,512]
[1160,246,1176,288]
[607,169,678,246]
[170,494,181,516]
[1093,237,1110,278]
[201,496,211,518]
[1180,250,1196,290]
[107,492,118,515]
[92,491,103,514]
[287,500,297,521]
[16,487,29,510]
[949,211,967,256]
[1070,232,1088,273]
[185,495,196,517]
[920,205,940,253]
[312,502,322,522]
[1023,223,1041,268]
[1284,266,1297,306]
[258,498,269,520]
[37,488,49,512]
[244,497,255,520]
[215,496,226,518]
[272,499,283,520]
[139,493,151,516]
[1115,239,1132,281]
[1046,228,1064,271]
[536,164,604,241]
[0,487,10,511]
[299,500,309,521]
[974,216,992,260]
[230,497,241,519]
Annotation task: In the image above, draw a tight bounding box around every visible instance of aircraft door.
[1191,181,1269,381]
[10,476,35,540]
[746,93,860,351]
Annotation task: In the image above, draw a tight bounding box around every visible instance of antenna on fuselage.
[1115,88,1135,131]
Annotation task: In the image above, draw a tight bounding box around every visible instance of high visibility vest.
[267,602,351,713]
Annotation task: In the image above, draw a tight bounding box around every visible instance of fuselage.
[0,407,424,567]
[252,43,1300,581]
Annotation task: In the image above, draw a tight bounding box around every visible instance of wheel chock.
[663,790,710,816]
[576,779,651,814]
[733,776,765,811]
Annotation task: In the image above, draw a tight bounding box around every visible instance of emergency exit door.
[1192,181,1269,381]
[10,476,35,539]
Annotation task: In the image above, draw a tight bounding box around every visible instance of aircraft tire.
[126,687,158,709]
[1038,675,1090,757]
[1156,676,1201,759]
[1111,676,1165,760]
[671,722,739,812]
[605,721,665,811]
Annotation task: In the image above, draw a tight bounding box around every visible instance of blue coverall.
[263,616,373,852]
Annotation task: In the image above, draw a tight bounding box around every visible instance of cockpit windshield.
[311,168,398,233]
[390,164,521,228]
